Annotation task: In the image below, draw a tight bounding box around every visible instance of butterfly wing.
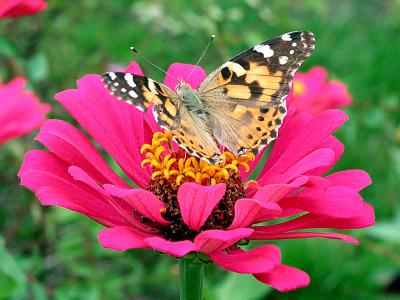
[102,72,221,163]
[102,72,180,130]
[198,31,315,155]
[172,107,222,164]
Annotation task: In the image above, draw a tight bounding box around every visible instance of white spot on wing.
[113,82,119,87]
[147,79,157,93]
[129,90,138,98]
[292,42,297,47]
[290,50,294,54]
[124,73,136,88]
[108,72,116,80]
[281,33,292,41]
[279,56,288,65]
[121,88,127,92]
[253,44,274,58]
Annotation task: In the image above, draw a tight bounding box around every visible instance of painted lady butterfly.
[102,31,315,164]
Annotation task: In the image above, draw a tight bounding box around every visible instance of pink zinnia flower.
[18,61,374,292]
[0,77,50,145]
[288,66,352,115]
[0,0,47,18]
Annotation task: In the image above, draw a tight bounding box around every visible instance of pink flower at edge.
[0,0,47,19]
[0,77,50,145]
[18,61,374,292]
[288,66,352,115]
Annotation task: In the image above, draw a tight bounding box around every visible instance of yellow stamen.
[140,131,254,186]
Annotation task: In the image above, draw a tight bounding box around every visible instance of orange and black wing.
[102,72,180,130]
[198,31,315,155]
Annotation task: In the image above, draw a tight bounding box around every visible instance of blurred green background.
[1,0,400,299]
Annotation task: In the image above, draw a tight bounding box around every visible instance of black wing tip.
[284,31,316,53]
[285,31,315,43]
[285,31,314,36]
[258,31,315,50]
[101,72,117,84]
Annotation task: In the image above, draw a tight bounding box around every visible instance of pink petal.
[0,77,50,145]
[163,63,207,90]
[296,66,328,90]
[281,186,365,218]
[250,231,359,245]
[124,60,144,76]
[229,199,282,229]
[194,228,253,254]
[98,226,151,251]
[304,176,331,188]
[19,150,128,227]
[209,245,281,274]
[104,184,168,225]
[68,166,104,193]
[258,111,311,179]
[308,136,344,176]
[327,80,352,107]
[0,0,47,18]
[244,180,261,198]
[275,148,335,184]
[144,237,195,257]
[253,176,308,203]
[289,66,351,115]
[326,170,372,191]
[251,203,375,233]
[272,110,312,155]
[55,74,155,188]
[254,264,310,292]
[36,119,127,187]
[178,182,226,231]
[56,166,153,232]
[259,110,348,185]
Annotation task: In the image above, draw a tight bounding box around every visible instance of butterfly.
[102,31,315,165]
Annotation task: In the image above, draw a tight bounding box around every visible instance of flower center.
[140,131,253,241]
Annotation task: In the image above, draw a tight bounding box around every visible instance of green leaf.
[367,213,400,244]
[0,37,19,57]
[0,270,18,300]
[26,52,48,83]
[214,273,271,300]
[0,236,27,299]
[31,283,49,300]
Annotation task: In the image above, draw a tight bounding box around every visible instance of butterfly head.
[175,80,192,94]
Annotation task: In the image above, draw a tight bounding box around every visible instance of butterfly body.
[176,81,206,117]
[102,31,315,164]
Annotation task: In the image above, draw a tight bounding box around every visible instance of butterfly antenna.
[130,47,178,81]
[187,34,215,81]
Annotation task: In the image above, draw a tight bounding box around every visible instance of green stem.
[179,258,204,300]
